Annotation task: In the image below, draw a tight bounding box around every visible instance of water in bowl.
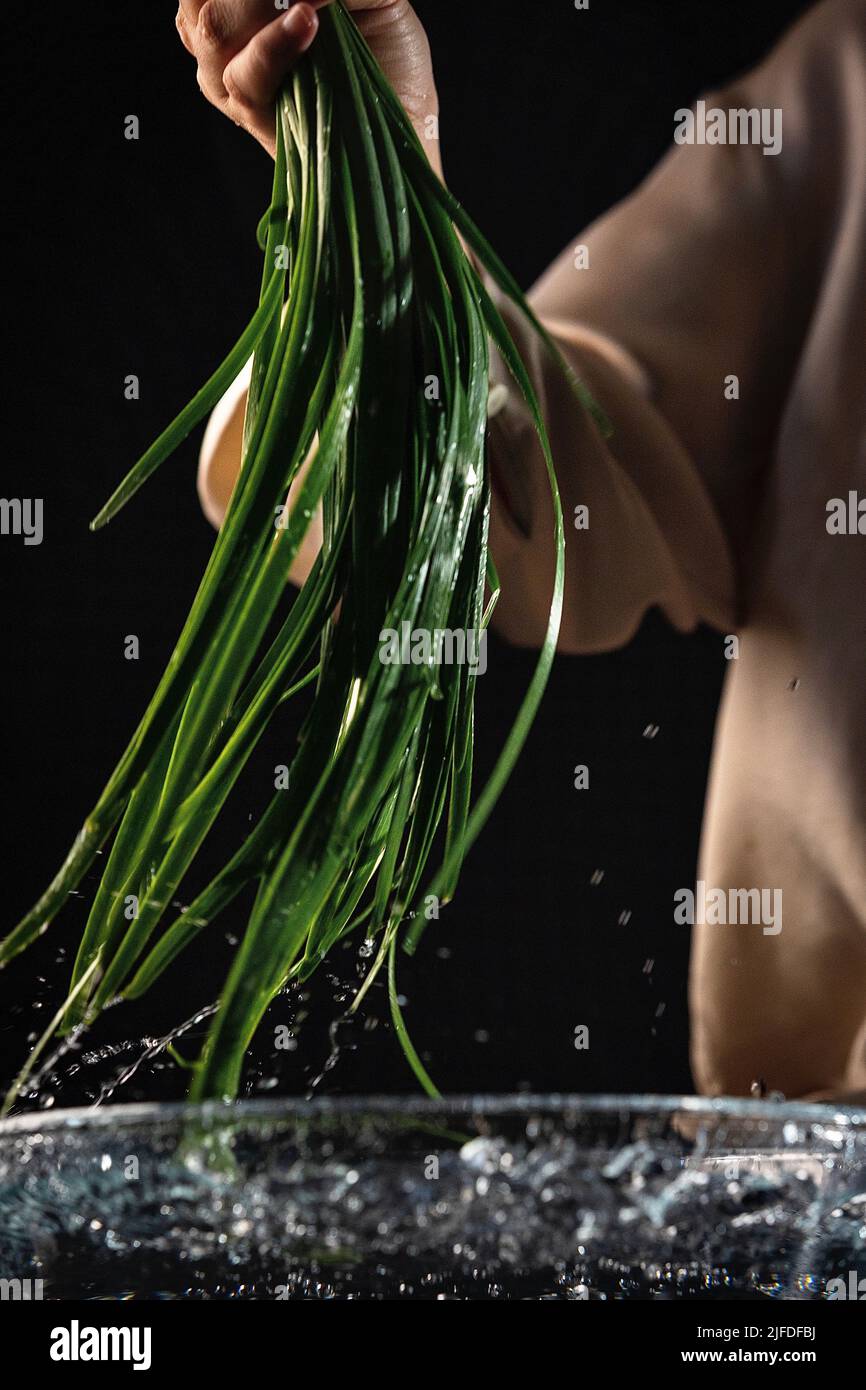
[0,1095,863,1300]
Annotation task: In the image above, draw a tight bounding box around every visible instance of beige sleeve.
[198,357,252,529]
[486,0,859,653]
[486,306,738,654]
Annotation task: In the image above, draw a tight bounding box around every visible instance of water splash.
[0,1096,861,1300]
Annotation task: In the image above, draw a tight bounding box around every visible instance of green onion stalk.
[1,3,605,1106]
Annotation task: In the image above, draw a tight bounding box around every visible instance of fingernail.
[283,4,317,43]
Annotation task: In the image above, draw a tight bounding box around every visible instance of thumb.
[222,4,320,150]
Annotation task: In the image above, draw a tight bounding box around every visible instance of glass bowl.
[0,1094,863,1300]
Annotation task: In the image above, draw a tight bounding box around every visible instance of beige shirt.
[202,0,866,1098]
[486,0,866,1097]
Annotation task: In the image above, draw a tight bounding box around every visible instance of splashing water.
[0,1095,862,1300]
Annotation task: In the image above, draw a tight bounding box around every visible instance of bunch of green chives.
[1,4,604,1104]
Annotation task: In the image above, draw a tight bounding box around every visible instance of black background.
[1,0,815,1105]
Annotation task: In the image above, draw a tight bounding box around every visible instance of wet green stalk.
[2,3,605,1102]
